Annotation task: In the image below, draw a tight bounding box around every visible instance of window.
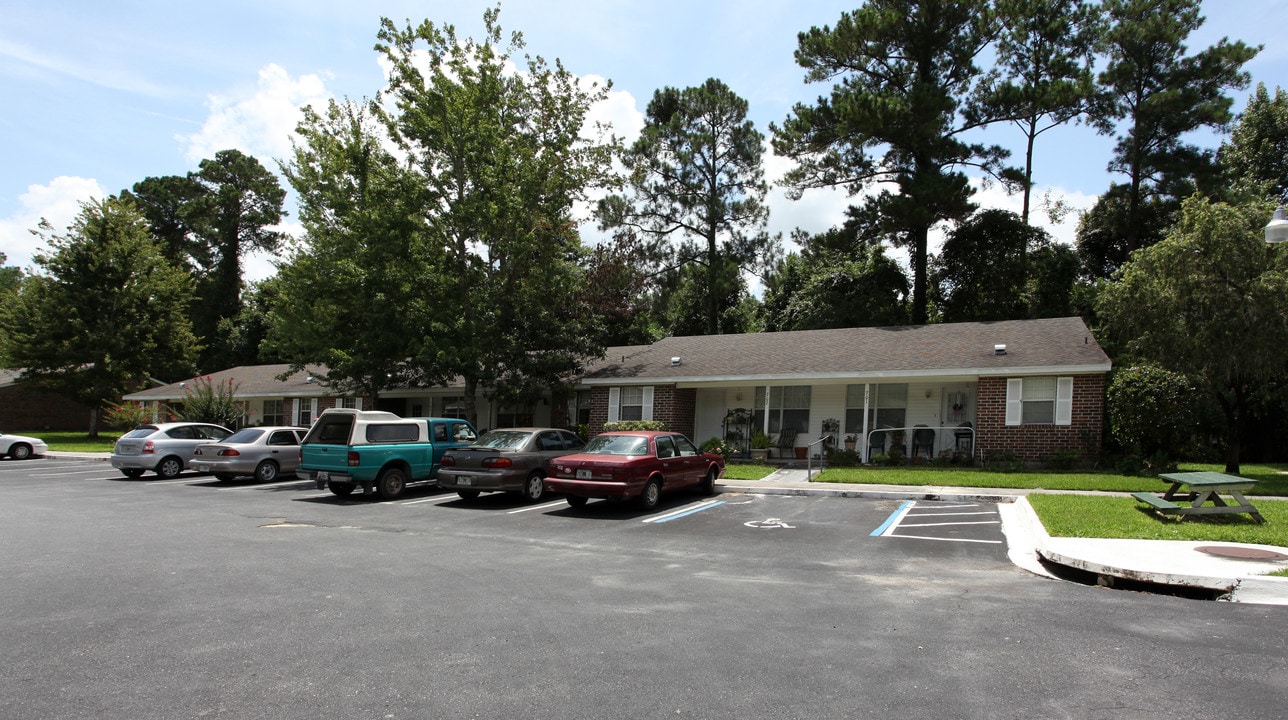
[410,403,424,417]
[608,386,653,422]
[576,390,591,425]
[656,435,676,458]
[261,400,284,426]
[498,405,534,428]
[844,384,907,433]
[295,398,318,426]
[753,386,811,434]
[1006,377,1073,426]
[440,397,467,420]
[268,431,299,446]
[338,397,362,410]
[367,423,419,443]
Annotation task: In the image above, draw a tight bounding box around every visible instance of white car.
[0,431,49,460]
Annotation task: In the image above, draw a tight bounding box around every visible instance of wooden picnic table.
[1131,471,1264,523]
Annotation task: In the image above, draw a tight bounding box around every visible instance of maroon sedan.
[545,431,725,510]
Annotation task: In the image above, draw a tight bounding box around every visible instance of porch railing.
[806,434,833,481]
[864,425,976,464]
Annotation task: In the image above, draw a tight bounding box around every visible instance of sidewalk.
[718,467,1288,606]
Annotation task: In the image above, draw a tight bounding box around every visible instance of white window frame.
[338,397,363,410]
[294,398,319,426]
[1006,377,1073,426]
[607,386,654,422]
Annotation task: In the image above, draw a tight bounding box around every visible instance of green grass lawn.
[20,431,120,453]
[723,463,775,480]
[811,462,1288,496]
[1028,493,1288,548]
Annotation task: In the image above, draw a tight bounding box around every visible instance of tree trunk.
[87,406,99,439]
[911,224,929,325]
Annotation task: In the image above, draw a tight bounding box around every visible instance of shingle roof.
[124,364,330,401]
[580,317,1110,384]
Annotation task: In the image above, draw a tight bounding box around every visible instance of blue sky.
[3,0,1286,281]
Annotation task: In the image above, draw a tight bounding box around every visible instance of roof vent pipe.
[994,344,1007,355]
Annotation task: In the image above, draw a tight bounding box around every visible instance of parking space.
[0,459,1010,565]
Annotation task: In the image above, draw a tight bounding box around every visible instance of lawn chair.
[866,429,886,460]
[911,426,935,460]
[772,428,797,459]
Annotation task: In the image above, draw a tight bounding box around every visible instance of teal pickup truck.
[298,408,477,499]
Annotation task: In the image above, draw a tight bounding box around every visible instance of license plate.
[317,471,330,481]
[458,476,472,486]
[197,465,210,472]
[576,468,592,480]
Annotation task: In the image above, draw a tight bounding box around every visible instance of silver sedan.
[192,426,307,482]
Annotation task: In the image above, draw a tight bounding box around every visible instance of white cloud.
[0,177,106,271]
[178,63,332,165]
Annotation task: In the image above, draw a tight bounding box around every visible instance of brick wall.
[975,375,1104,463]
[587,385,696,440]
[0,382,94,432]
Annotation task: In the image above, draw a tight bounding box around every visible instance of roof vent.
[671,356,682,366]
[994,344,1007,355]
[305,376,314,384]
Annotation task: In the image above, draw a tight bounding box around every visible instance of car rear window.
[366,423,420,443]
[304,415,354,444]
[473,430,531,450]
[224,429,265,444]
[123,427,158,439]
[584,435,648,456]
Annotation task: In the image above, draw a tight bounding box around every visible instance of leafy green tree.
[375,7,617,423]
[1074,183,1172,279]
[598,78,772,335]
[761,241,908,332]
[1023,242,1083,319]
[971,0,1100,224]
[1217,83,1288,202]
[2,197,198,436]
[1096,195,1288,473]
[656,258,759,337]
[1089,0,1258,266]
[188,149,287,372]
[932,210,1045,322]
[273,99,431,404]
[123,174,209,272]
[0,253,22,366]
[772,0,1010,324]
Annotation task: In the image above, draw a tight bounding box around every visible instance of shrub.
[102,401,154,430]
[1044,449,1081,470]
[825,448,861,467]
[1107,365,1198,461]
[701,436,735,459]
[178,376,245,428]
[602,420,667,432]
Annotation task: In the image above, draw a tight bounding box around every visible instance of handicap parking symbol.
[744,517,795,529]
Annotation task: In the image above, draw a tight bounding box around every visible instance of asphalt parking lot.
[3,457,1286,720]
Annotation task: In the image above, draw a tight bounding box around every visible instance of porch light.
[1266,205,1288,244]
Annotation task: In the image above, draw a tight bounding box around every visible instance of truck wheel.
[375,467,407,499]
[329,483,355,497]
[635,478,662,511]
[521,472,545,502]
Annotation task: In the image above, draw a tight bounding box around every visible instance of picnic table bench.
[1131,471,1264,523]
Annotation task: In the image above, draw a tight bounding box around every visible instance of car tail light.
[142,441,155,455]
[482,457,512,468]
[441,455,456,467]
[347,451,360,467]
[219,449,240,457]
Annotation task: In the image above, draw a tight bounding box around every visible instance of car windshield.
[471,430,531,450]
[224,428,265,444]
[122,427,158,439]
[583,435,649,456]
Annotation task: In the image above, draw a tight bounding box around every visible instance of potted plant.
[844,434,857,451]
[821,418,840,447]
[749,431,772,461]
[889,429,906,456]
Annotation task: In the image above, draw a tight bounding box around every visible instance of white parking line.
[642,498,725,524]
[398,494,459,506]
[891,534,1003,545]
[898,520,1001,528]
[508,500,567,514]
[905,511,998,518]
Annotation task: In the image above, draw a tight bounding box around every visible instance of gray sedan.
[437,428,584,501]
[192,426,308,483]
